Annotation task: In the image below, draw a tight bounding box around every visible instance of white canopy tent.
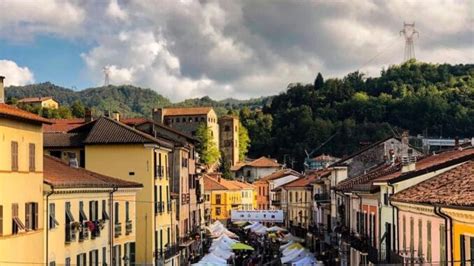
[281,249,310,264]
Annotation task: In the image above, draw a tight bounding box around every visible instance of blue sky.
[0,0,472,100]
[0,35,94,90]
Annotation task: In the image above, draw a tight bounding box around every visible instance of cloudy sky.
[0,0,472,101]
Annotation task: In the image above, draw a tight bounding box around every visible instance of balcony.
[79,223,89,242]
[155,165,165,179]
[314,193,330,202]
[65,223,77,243]
[125,220,132,235]
[89,221,101,239]
[271,200,281,206]
[155,202,165,215]
[114,223,122,238]
[349,232,379,264]
[164,244,181,260]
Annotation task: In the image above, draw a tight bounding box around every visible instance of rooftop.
[203,175,253,191]
[161,107,214,116]
[18,96,54,103]
[256,169,302,183]
[391,160,474,207]
[44,155,142,189]
[232,156,281,171]
[283,169,331,188]
[0,103,51,124]
[44,118,85,132]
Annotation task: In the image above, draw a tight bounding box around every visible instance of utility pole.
[103,66,110,86]
[400,22,419,62]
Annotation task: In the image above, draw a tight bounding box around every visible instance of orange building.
[254,169,302,210]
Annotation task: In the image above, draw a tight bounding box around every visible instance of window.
[49,262,56,266]
[427,221,432,263]
[102,200,109,220]
[224,125,230,131]
[90,249,99,266]
[102,247,107,266]
[11,141,18,171]
[113,245,121,266]
[77,253,86,266]
[12,203,25,235]
[418,219,423,257]
[289,192,293,202]
[25,202,38,230]
[194,117,198,122]
[49,203,59,229]
[114,202,120,224]
[440,224,446,265]
[215,194,221,205]
[125,202,130,222]
[402,216,406,251]
[79,201,88,222]
[159,185,163,213]
[216,207,221,216]
[65,257,71,266]
[29,143,36,171]
[181,117,185,123]
[0,205,2,236]
[410,217,414,256]
[124,242,134,266]
[90,201,98,221]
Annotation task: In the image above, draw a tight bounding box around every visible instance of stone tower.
[218,115,239,166]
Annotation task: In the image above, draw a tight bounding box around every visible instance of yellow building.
[0,80,52,265]
[203,174,257,222]
[44,117,179,265]
[18,96,59,109]
[43,155,142,266]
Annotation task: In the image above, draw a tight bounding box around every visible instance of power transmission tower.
[103,66,110,86]
[400,22,419,62]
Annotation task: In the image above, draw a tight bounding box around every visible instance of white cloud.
[106,0,128,21]
[0,0,472,100]
[0,60,35,86]
[0,0,85,40]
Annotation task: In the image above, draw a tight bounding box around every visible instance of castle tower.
[219,115,239,166]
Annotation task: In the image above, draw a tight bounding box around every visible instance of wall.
[0,118,44,265]
[218,117,239,166]
[443,208,474,266]
[287,188,312,229]
[85,144,172,265]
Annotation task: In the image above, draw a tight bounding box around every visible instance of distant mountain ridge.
[5,82,272,117]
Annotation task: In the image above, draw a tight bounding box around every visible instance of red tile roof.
[44,155,142,189]
[391,160,474,207]
[335,163,399,192]
[18,96,54,103]
[0,103,51,124]
[257,169,302,183]
[246,156,281,168]
[374,147,474,183]
[203,175,228,191]
[162,107,213,116]
[203,175,252,190]
[44,118,85,132]
[121,117,149,126]
[283,169,330,188]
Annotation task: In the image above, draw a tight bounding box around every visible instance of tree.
[314,72,324,90]
[71,100,86,118]
[219,156,232,179]
[238,122,250,161]
[195,123,220,165]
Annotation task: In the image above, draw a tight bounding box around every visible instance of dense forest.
[5,61,473,170]
[240,60,474,170]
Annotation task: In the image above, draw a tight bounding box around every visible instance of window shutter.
[34,203,38,230]
[29,143,36,171]
[25,203,31,230]
[11,142,18,171]
[0,205,3,236]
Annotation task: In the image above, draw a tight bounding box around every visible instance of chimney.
[104,110,111,118]
[112,111,120,121]
[0,76,5,104]
[454,137,459,148]
[84,108,93,122]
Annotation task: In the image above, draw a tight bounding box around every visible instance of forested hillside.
[240,60,474,169]
[5,61,473,170]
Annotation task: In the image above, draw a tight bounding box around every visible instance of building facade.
[218,115,239,166]
[18,96,59,109]
[0,80,51,265]
[231,156,282,183]
[43,155,142,266]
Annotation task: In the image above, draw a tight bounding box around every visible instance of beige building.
[18,96,59,109]
[0,75,51,265]
[43,155,142,266]
[152,107,219,149]
[231,156,282,182]
[219,115,239,166]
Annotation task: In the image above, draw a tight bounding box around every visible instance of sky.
[0,0,472,101]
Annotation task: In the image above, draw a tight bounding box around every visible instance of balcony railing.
[79,223,89,242]
[114,223,122,238]
[125,220,132,235]
[89,221,101,239]
[155,165,164,179]
[164,244,181,260]
[65,223,77,243]
[349,232,379,264]
[314,193,330,202]
[271,200,281,206]
[155,202,165,214]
